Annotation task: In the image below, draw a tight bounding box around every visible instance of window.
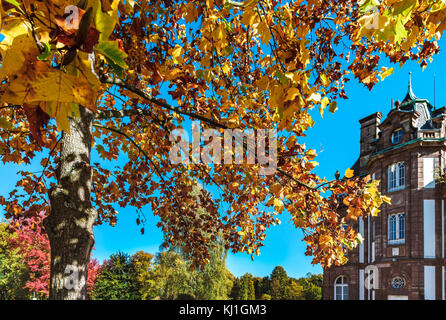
[334,276,349,300]
[390,276,406,289]
[391,128,403,144]
[388,162,405,192]
[423,157,435,188]
[388,213,405,245]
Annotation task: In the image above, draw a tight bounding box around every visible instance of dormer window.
[391,128,403,144]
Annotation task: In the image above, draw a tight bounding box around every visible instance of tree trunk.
[43,106,97,300]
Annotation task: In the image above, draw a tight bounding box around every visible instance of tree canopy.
[0,0,444,299]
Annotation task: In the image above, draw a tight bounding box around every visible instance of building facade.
[323,75,446,300]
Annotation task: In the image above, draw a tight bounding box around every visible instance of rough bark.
[43,106,97,300]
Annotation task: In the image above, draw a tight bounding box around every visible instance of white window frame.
[334,276,349,300]
[388,213,405,245]
[388,162,405,192]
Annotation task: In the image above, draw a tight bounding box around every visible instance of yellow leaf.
[285,87,300,102]
[320,73,330,87]
[321,97,330,111]
[240,7,259,27]
[171,45,184,64]
[345,168,354,178]
[0,32,36,80]
[257,20,271,44]
[274,198,284,213]
[379,67,394,81]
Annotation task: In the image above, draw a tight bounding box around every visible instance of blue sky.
[1,37,445,280]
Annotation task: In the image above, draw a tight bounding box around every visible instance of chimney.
[359,112,382,168]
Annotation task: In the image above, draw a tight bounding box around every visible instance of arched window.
[388,162,405,192]
[334,276,349,300]
[388,213,405,244]
[391,128,403,144]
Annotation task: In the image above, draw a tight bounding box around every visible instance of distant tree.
[238,273,255,300]
[146,250,195,300]
[132,251,155,300]
[284,279,305,300]
[253,277,262,300]
[86,258,101,300]
[270,266,288,300]
[0,222,29,300]
[229,277,240,300]
[260,276,271,298]
[7,213,50,298]
[92,252,141,300]
[194,236,233,300]
[184,186,234,300]
[260,293,271,300]
[297,273,323,300]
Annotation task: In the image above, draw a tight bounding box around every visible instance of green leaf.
[105,56,124,78]
[95,41,128,70]
[359,0,379,14]
[93,0,120,41]
[37,42,51,61]
[0,117,12,129]
[3,0,23,13]
[393,17,408,45]
[392,0,417,18]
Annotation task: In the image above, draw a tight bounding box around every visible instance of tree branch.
[99,77,227,129]
[98,79,317,191]
[93,123,185,213]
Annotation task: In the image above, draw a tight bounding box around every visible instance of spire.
[403,72,417,103]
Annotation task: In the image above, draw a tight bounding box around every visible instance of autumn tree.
[3,213,101,299]
[132,250,155,300]
[0,0,444,299]
[7,213,51,298]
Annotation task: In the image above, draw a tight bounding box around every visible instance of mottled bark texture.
[43,106,97,300]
